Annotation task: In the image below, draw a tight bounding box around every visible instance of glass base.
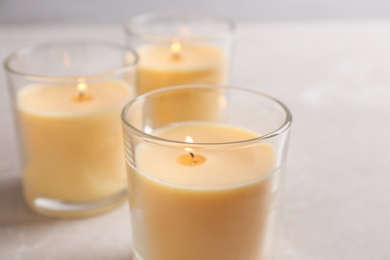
[24,189,127,218]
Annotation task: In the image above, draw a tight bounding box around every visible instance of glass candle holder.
[121,85,292,260]
[125,12,235,95]
[4,41,138,218]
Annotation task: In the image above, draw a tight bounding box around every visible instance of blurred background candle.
[135,41,226,94]
[122,85,292,260]
[4,42,138,217]
[125,13,234,126]
[125,12,235,94]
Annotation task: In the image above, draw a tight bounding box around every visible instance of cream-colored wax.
[127,123,280,260]
[136,44,226,94]
[136,44,227,127]
[18,81,132,203]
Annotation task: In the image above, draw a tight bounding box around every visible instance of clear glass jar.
[125,12,235,95]
[4,41,138,217]
[121,85,292,260]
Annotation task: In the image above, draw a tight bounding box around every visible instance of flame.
[77,83,87,96]
[74,82,93,102]
[170,39,182,59]
[184,136,193,152]
[177,135,206,166]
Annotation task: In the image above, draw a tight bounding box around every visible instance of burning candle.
[18,81,132,214]
[176,136,207,166]
[5,42,138,217]
[125,12,234,95]
[128,123,277,260]
[170,39,182,60]
[74,82,92,101]
[122,85,292,259]
[136,42,226,94]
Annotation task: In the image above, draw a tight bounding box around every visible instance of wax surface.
[128,123,280,260]
[136,44,226,94]
[18,81,132,202]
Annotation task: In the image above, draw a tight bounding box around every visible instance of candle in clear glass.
[125,12,235,95]
[4,42,138,217]
[121,85,292,260]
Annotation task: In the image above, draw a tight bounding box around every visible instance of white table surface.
[1,20,390,260]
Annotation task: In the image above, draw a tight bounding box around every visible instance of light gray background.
[1,0,390,24]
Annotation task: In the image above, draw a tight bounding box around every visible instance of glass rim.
[124,12,235,42]
[3,41,139,83]
[121,84,292,148]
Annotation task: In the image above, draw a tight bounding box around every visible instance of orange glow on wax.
[177,136,206,166]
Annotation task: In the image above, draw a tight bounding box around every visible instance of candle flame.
[171,40,182,59]
[74,82,92,102]
[78,82,87,93]
[185,136,194,152]
[185,136,196,165]
[77,83,87,99]
[177,135,206,166]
